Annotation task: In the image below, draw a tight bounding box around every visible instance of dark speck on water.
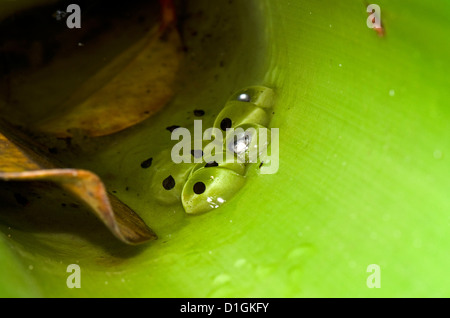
[191,149,203,158]
[193,182,206,194]
[205,161,219,168]
[194,109,205,117]
[166,125,181,133]
[140,157,153,168]
[163,175,176,190]
[220,118,232,131]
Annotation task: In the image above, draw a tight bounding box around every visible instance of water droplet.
[389,89,395,96]
[237,93,251,102]
[229,131,252,154]
[53,10,67,21]
[287,246,311,261]
[28,265,33,270]
[234,259,247,268]
[433,149,442,159]
[213,273,231,286]
[339,63,342,67]
[105,281,108,285]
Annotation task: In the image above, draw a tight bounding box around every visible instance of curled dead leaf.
[32,24,182,137]
[0,0,182,245]
[0,130,156,245]
[0,0,182,138]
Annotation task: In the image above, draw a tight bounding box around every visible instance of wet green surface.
[0,0,449,297]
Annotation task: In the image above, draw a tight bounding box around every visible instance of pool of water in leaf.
[0,0,271,260]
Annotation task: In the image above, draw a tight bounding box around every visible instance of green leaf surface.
[0,0,449,297]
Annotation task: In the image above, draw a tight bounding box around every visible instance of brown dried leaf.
[32,20,182,137]
[0,131,156,245]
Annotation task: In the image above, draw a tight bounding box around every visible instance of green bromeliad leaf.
[0,0,449,297]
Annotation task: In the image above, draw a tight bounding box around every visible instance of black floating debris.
[205,161,219,168]
[166,125,181,133]
[193,182,206,195]
[191,149,204,158]
[140,157,153,169]
[163,175,176,190]
[194,109,205,117]
[220,118,232,131]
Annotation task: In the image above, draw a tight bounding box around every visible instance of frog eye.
[181,167,246,214]
[213,101,270,132]
[229,86,275,109]
[225,123,270,163]
[150,150,193,205]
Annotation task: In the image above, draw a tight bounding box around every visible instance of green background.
[0,0,449,297]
